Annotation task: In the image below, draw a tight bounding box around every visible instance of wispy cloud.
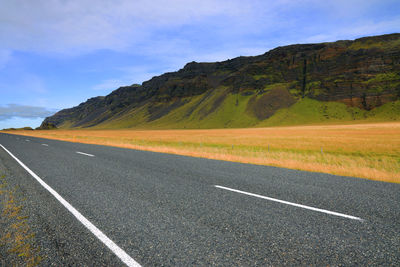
[92,79,128,91]
[3,1,395,55]
[117,66,168,84]
[21,74,47,93]
[0,104,58,121]
[0,0,245,55]
[298,17,400,44]
[0,49,12,70]
[92,65,166,92]
[0,0,398,67]
[0,73,47,95]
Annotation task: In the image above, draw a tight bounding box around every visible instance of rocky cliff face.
[42,33,400,128]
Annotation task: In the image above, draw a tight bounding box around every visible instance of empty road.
[0,133,399,266]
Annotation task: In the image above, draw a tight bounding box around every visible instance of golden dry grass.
[0,176,42,266]
[4,122,400,183]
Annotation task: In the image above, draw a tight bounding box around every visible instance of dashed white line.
[25,139,30,142]
[214,185,364,221]
[42,144,49,146]
[0,144,141,267]
[76,151,95,157]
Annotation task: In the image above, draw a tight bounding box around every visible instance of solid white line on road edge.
[214,185,364,221]
[41,144,49,146]
[0,144,141,267]
[76,151,95,157]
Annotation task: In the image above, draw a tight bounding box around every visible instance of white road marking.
[214,185,364,221]
[42,144,49,146]
[76,151,95,157]
[0,144,141,267]
[26,139,30,142]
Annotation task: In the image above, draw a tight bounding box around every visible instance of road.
[0,133,399,266]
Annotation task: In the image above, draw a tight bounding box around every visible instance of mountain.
[41,33,400,129]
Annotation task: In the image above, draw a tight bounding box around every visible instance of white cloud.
[1,0,398,59]
[0,0,245,55]
[0,104,58,121]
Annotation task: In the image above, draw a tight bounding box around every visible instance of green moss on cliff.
[349,35,400,50]
[365,72,400,84]
[43,33,400,130]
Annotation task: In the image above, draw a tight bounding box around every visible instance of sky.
[0,0,399,129]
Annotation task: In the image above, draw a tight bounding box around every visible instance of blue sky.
[0,0,399,129]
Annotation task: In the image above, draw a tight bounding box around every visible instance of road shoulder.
[0,147,122,266]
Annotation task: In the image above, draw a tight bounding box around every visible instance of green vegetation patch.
[195,92,259,128]
[133,87,260,129]
[94,92,400,130]
[263,82,289,92]
[257,98,367,126]
[258,98,400,127]
[253,74,268,80]
[94,104,150,129]
[365,72,400,84]
[366,100,400,121]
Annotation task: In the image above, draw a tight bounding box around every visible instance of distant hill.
[41,33,400,129]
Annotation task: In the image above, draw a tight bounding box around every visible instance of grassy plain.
[4,122,400,183]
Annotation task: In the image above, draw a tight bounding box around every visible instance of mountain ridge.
[41,33,400,129]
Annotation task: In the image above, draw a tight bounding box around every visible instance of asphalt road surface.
[0,133,399,266]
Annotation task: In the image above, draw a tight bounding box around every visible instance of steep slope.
[41,33,400,129]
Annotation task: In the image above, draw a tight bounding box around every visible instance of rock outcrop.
[43,33,400,128]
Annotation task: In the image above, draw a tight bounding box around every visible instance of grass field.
[3,122,399,183]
